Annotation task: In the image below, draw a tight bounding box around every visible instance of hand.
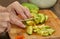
[7,1,32,28]
[0,6,10,33]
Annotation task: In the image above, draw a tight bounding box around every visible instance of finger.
[24,7,32,18]
[6,22,11,32]
[7,1,27,20]
[0,12,10,22]
[7,5,17,15]
[7,4,26,28]
[0,6,7,12]
[10,13,26,28]
[7,6,24,20]
[0,21,9,33]
[19,4,32,18]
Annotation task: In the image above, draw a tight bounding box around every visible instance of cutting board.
[9,10,60,39]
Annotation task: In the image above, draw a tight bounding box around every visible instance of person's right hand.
[7,1,32,28]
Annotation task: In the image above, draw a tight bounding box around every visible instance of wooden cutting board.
[9,10,60,39]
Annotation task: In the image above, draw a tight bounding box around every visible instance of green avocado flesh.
[26,24,55,36]
[26,26,33,35]
[22,3,39,13]
[22,3,48,24]
[22,3,55,36]
[25,13,47,25]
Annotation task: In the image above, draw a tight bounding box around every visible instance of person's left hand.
[0,6,10,33]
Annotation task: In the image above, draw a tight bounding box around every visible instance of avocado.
[38,14,45,23]
[22,3,39,13]
[27,26,33,35]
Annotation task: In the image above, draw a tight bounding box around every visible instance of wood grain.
[53,0,60,18]
[9,10,60,39]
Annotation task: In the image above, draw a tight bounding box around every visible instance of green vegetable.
[37,25,55,36]
[26,24,55,36]
[22,3,55,36]
[39,29,49,36]
[47,29,55,35]
[25,14,48,25]
[31,13,46,24]
[30,10,38,13]
[45,15,48,21]
[33,26,38,30]
[38,14,45,23]
[31,13,39,17]
[22,3,39,13]
[33,29,37,32]
[23,13,48,25]
[39,28,55,36]
[33,26,38,32]
[27,26,33,35]
[22,3,49,25]
[38,25,50,29]
[34,17,40,24]
[26,21,35,26]
[36,29,41,34]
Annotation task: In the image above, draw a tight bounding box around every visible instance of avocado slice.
[47,29,55,35]
[34,17,40,24]
[45,15,48,21]
[26,20,35,26]
[26,26,33,35]
[38,14,46,23]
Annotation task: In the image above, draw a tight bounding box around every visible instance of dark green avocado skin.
[0,32,10,39]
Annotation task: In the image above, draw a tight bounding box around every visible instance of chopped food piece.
[38,28,55,36]
[33,29,37,32]
[22,13,48,25]
[31,13,39,17]
[45,15,48,21]
[34,17,40,24]
[26,24,55,36]
[30,10,38,13]
[36,28,41,34]
[15,35,24,39]
[38,25,50,29]
[39,29,49,36]
[33,26,39,33]
[37,25,55,36]
[38,14,45,23]
[27,26,33,35]
[47,29,55,35]
[26,21,35,26]
[33,26,38,32]
[33,26,38,30]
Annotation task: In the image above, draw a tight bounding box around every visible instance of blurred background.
[0,0,28,7]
